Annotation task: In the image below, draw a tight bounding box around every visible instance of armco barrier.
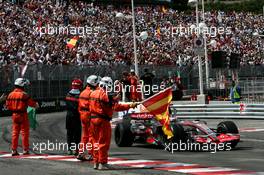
[2,99,264,119]
[0,98,66,117]
[170,104,264,119]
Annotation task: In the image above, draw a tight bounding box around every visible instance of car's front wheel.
[171,124,186,143]
[114,118,134,147]
[217,121,239,148]
[157,124,186,150]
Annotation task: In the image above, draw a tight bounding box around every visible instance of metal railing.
[0,64,264,101]
[170,103,264,119]
[0,64,186,99]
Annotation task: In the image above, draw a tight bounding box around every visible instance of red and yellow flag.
[156,27,161,39]
[67,36,78,49]
[162,6,167,13]
[142,87,173,139]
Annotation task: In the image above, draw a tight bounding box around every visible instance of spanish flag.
[156,27,161,38]
[142,87,173,139]
[67,36,78,49]
[162,6,167,13]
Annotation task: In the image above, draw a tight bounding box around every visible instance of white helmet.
[86,75,100,87]
[14,78,30,87]
[99,77,113,90]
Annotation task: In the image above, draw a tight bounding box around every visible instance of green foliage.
[84,0,189,10]
[83,0,263,12]
[204,0,264,13]
[170,0,189,11]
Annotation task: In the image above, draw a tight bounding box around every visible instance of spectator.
[230,81,241,104]
[140,68,155,99]
[119,71,131,101]
[128,69,141,102]
[0,1,263,70]
[0,93,6,103]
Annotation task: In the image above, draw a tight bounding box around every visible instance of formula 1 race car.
[114,105,240,151]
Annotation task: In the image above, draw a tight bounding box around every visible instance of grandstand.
[0,0,263,102]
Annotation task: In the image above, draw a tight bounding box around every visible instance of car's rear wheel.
[217,121,239,148]
[114,118,134,147]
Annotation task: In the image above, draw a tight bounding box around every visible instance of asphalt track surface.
[0,112,264,175]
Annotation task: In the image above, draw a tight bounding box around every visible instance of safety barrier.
[170,103,264,119]
[0,98,66,117]
[0,64,187,99]
[1,64,264,98]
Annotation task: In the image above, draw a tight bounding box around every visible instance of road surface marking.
[191,170,257,175]
[108,159,155,165]
[0,152,258,174]
[239,128,264,132]
[170,167,238,173]
[242,138,264,143]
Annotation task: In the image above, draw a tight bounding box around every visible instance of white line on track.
[108,160,155,165]
[0,153,259,174]
[132,163,198,168]
[170,167,238,173]
[241,138,264,143]
[60,158,80,162]
[22,156,49,159]
[239,128,264,132]
[0,154,12,157]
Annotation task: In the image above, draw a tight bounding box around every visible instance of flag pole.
[131,0,139,76]
[141,87,172,104]
[202,0,209,89]
[21,61,29,77]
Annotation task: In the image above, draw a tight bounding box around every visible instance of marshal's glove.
[130,102,141,108]
[0,93,6,103]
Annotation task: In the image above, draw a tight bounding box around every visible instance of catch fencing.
[0,64,190,99]
[0,64,263,101]
[0,64,186,116]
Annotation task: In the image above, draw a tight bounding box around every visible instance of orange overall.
[6,88,37,151]
[78,86,92,154]
[128,75,142,102]
[89,88,131,164]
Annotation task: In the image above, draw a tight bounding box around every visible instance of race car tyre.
[217,121,239,134]
[156,127,170,148]
[114,118,134,147]
[217,121,239,148]
[159,124,186,151]
[171,124,186,143]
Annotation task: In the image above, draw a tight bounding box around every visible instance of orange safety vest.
[89,87,131,120]
[128,75,142,101]
[78,86,92,113]
[6,88,36,113]
[89,87,110,118]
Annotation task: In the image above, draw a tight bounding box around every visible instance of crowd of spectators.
[0,0,263,70]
